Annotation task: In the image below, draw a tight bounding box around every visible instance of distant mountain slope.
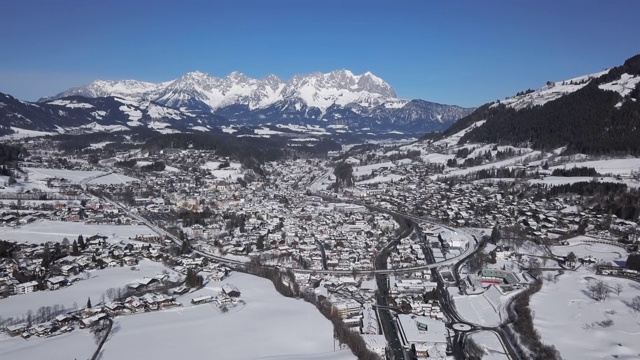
[442,54,640,155]
[0,93,227,135]
[41,70,474,134]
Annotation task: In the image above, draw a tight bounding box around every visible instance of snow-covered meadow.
[531,241,640,359]
[468,331,509,360]
[22,167,137,186]
[87,173,138,185]
[550,158,640,176]
[0,220,156,245]
[0,328,95,360]
[201,161,244,180]
[531,269,640,359]
[100,273,355,360]
[448,288,503,327]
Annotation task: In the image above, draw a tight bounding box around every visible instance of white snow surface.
[79,122,129,133]
[25,167,104,183]
[47,99,94,108]
[353,162,396,177]
[87,173,138,185]
[0,127,55,140]
[531,254,640,359]
[448,288,502,327]
[498,69,610,110]
[550,158,640,175]
[433,120,486,147]
[0,220,156,245]
[357,174,404,185]
[0,329,95,360]
[201,161,243,180]
[100,273,355,360]
[528,176,640,188]
[468,331,509,360]
[598,73,640,97]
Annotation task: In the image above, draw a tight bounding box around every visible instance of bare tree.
[588,280,611,302]
[544,273,554,283]
[106,288,116,301]
[613,283,623,296]
[629,296,640,312]
[527,257,541,277]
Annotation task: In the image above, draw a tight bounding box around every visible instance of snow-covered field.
[528,176,640,188]
[550,158,640,175]
[432,120,485,147]
[100,273,355,360]
[353,161,395,177]
[357,174,403,185]
[87,173,138,185]
[201,161,244,180]
[0,329,95,360]
[0,259,178,321]
[449,288,502,327]
[0,220,156,245]
[468,331,509,360]
[598,73,640,98]
[420,152,456,165]
[551,237,627,266]
[497,70,609,110]
[0,175,50,194]
[531,264,640,359]
[25,167,104,183]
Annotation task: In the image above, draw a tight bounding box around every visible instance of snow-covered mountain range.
[39,70,473,134]
[43,70,398,112]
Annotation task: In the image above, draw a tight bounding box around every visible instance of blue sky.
[1,0,638,107]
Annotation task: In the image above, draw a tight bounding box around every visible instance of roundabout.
[452,323,473,332]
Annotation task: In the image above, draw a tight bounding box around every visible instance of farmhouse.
[222,283,241,297]
[6,324,28,337]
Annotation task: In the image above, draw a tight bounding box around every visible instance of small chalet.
[222,284,241,297]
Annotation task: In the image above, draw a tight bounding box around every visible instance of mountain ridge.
[33,69,474,135]
[41,69,398,112]
[436,53,640,156]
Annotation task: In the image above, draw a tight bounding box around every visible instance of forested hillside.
[442,54,640,155]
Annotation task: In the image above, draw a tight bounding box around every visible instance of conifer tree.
[72,239,79,256]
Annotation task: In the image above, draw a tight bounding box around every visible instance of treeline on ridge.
[439,54,640,156]
[550,167,599,177]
